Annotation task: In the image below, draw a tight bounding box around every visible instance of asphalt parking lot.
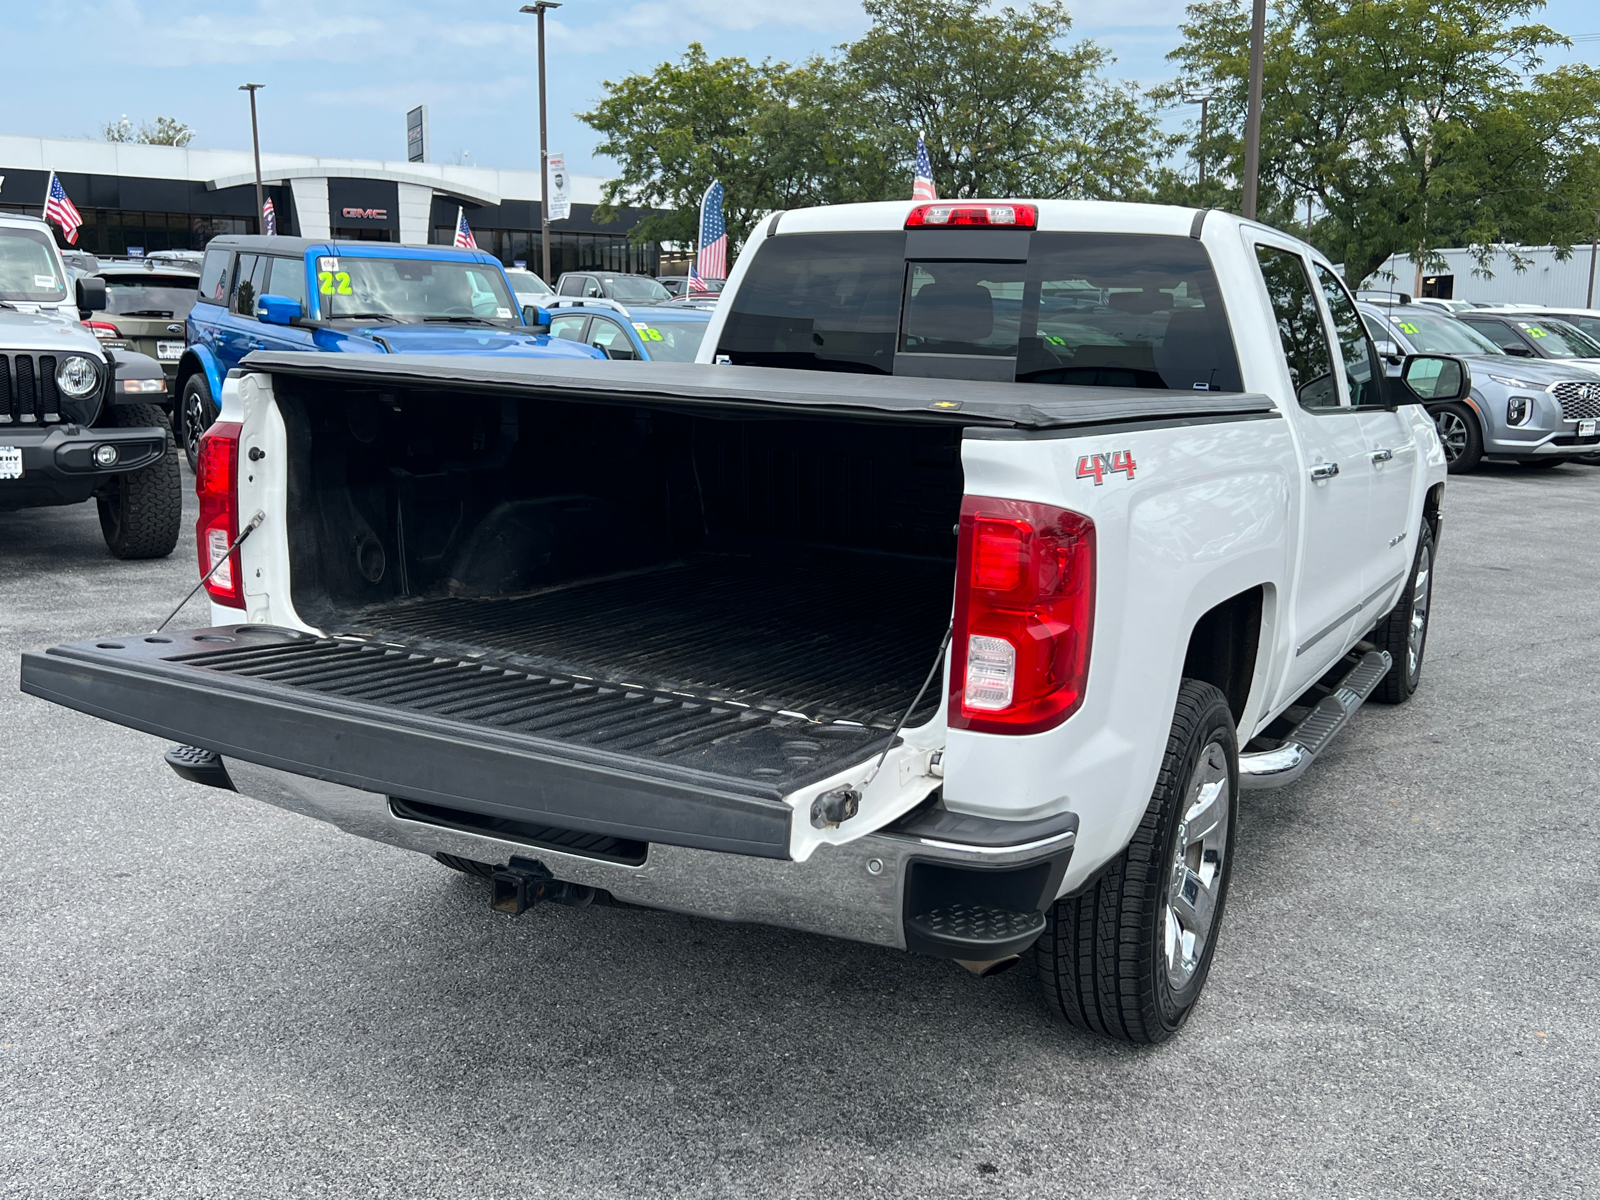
[2,463,1597,1200]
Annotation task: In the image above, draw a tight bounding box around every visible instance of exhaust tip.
[955,955,1021,978]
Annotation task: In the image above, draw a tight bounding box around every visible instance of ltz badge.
[1076,451,1137,485]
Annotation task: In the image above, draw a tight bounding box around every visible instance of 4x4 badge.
[1076,451,1137,485]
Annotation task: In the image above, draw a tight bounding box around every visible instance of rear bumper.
[221,758,1075,952]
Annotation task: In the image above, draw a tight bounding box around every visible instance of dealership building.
[0,134,656,277]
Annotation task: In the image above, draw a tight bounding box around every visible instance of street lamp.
[239,84,266,233]
[519,2,562,285]
[1240,0,1266,221]
[1181,90,1218,187]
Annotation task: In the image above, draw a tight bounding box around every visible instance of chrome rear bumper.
[225,759,1076,952]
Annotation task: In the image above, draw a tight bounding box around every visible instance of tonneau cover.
[240,352,1277,431]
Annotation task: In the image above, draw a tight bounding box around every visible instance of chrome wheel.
[1164,740,1231,991]
[1407,543,1432,682]
[1433,410,1468,463]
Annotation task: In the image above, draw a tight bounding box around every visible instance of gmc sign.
[341,207,388,220]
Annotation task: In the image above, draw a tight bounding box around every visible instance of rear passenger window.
[198,249,230,304]
[548,314,587,341]
[267,256,308,310]
[1256,245,1339,409]
[232,254,268,317]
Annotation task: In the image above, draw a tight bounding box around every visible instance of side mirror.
[1503,343,1535,358]
[76,275,107,315]
[256,294,304,326]
[1396,354,1471,404]
[523,305,551,333]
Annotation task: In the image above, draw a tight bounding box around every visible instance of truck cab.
[176,237,605,470]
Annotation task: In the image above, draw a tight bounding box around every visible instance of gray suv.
[1360,303,1600,473]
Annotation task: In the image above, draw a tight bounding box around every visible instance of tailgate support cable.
[152,511,266,633]
[812,623,951,829]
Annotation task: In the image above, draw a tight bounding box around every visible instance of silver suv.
[1360,302,1600,473]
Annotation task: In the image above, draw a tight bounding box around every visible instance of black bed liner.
[241,352,1277,431]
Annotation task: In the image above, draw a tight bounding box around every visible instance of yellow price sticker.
[1398,322,1419,334]
[1526,326,1546,337]
[317,271,353,296]
[632,325,665,341]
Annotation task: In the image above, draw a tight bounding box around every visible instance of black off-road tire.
[180,373,216,473]
[96,404,182,560]
[1035,680,1238,1044]
[1368,520,1436,705]
[1432,403,1483,474]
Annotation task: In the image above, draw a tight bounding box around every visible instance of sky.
[1,0,1598,180]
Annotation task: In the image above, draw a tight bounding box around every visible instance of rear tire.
[96,404,182,560]
[1369,520,1435,705]
[1034,680,1238,1044]
[434,852,498,880]
[1432,403,1482,474]
[180,373,216,474]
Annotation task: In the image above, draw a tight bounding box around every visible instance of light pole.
[239,84,266,233]
[519,2,562,285]
[1182,90,1218,187]
[1241,0,1266,221]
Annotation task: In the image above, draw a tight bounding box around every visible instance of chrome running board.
[1239,649,1393,790]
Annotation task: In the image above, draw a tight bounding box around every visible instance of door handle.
[1370,448,1394,463]
[1309,462,1340,481]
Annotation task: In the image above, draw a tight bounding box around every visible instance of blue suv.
[176,237,603,469]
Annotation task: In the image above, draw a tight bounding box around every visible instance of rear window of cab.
[716,230,1242,392]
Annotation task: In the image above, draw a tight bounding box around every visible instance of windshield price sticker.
[0,446,22,480]
[317,257,339,272]
[1077,450,1137,485]
[318,271,353,295]
[34,275,56,289]
[632,325,665,341]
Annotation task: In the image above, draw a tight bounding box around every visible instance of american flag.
[688,263,708,294]
[453,206,476,249]
[262,198,277,236]
[44,172,83,245]
[913,134,937,202]
[695,181,726,281]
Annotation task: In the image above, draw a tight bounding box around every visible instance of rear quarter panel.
[946,412,1297,896]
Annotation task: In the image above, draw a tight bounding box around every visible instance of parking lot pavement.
[1,463,1596,1200]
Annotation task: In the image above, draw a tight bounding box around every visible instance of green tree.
[1163,0,1600,287]
[101,115,197,146]
[581,3,1173,250]
[843,0,1170,200]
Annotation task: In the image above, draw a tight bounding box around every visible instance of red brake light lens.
[84,320,122,340]
[949,497,1095,734]
[195,421,244,608]
[906,203,1038,230]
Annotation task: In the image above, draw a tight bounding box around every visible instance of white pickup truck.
[22,201,1463,1043]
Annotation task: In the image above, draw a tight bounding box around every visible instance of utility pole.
[239,84,266,233]
[520,2,562,285]
[1183,91,1217,187]
[1241,0,1266,221]
[1588,221,1598,308]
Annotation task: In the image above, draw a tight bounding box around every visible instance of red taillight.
[906,203,1038,230]
[84,320,122,340]
[949,497,1094,734]
[195,421,244,608]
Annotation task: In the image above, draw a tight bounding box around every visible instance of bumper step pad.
[905,903,1048,957]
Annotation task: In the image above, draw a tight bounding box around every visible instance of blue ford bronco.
[176,236,603,469]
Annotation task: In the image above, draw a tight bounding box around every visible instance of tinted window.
[231,254,267,316]
[548,314,587,341]
[1459,318,1523,352]
[719,230,1242,390]
[1314,265,1378,407]
[717,232,906,373]
[267,256,308,310]
[101,274,201,320]
[557,276,585,296]
[587,317,636,358]
[1255,245,1338,409]
[601,275,672,303]
[198,248,230,303]
[1020,234,1241,391]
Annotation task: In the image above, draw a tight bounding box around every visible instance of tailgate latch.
[809,786,862,829]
